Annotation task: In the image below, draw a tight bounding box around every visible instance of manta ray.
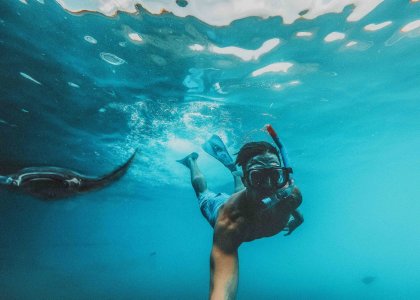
[0,151,136,200]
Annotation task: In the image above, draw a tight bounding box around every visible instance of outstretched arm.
[210,244,239,300]
[210,214,243,300]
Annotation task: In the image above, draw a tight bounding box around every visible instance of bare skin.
[181,151,303,299]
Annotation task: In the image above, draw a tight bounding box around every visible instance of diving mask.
[247,166,292,189]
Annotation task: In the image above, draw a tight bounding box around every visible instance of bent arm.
[274,183,304,235]
[284,185,303,235]
[288,184,302,209]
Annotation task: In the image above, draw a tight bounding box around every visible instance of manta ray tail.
[80,150,137,192]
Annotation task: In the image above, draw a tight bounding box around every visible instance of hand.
[282,225,291,236]
[275,181,295,198]
[282,221,297,236]
[283,212,303,236]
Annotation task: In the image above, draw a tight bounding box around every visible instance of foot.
[176,152,199,168]
[202,135,237,172]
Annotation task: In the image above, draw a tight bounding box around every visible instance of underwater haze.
[1,0,419,299]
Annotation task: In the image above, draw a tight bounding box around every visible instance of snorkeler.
[0,150,136,200]
[177,126,303,299]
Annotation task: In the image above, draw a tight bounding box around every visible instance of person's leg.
[177,152,206,197]
[178,152,229,227]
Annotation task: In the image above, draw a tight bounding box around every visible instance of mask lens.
[249,170,265,186]
[269,169,280,183]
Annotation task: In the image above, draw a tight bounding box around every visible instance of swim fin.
[202,135,236,171]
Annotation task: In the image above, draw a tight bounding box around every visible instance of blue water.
[1,1,419,299]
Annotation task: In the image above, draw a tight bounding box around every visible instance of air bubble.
[100,52,126,65]
[84,35,97,44]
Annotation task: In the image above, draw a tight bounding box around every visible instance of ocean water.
[0,0,419,299]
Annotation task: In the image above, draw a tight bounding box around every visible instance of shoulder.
[213,201,247,252]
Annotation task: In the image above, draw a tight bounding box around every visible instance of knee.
[192,174,205,186]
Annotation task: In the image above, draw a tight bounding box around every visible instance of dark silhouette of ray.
[0,150,136,200]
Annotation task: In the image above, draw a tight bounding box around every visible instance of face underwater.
[245,153,289,194]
